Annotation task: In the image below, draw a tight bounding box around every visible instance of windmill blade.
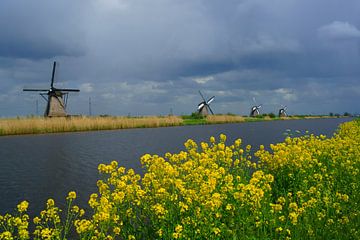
[51,61,56,88]
[208,105,214,115]
[198,90,206,102]
[198,102,205,110]
[23,89,48,92]
[252,97,256,103]
[257,104,262,109]
[56,88,80,92]
[207,96,215,104]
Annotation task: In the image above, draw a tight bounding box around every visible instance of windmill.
[197,90,215,116]
[278,105,287,117]
[250,97,262,117]
[23,61,80,117]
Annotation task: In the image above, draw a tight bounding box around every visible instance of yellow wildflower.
[17,201,29,213]
[67,191,77,200]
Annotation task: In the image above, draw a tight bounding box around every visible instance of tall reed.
[0,116,183,136]
[206,114,245,123]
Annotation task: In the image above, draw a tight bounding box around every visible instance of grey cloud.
[0,0,360,116]
[0,0,87,59]
[318,21,360,40]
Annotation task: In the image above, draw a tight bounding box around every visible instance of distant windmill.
[23,61,80,117]
[278,105,287,117]
[197,90,215,116]
[250,97,262,117]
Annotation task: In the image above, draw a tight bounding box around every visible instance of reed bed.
[0,115,344,136]
[206,114,245,123]
[0,116,183,136]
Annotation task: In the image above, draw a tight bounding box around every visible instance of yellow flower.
[157,229,163,237]
[270,203,282,212]
[79,209,85,217]
[0,231,12,238]
[89,193,99,208]
[17,201,29,213]
[47,199,55,208]
[175,225,183,233]
[213,227,221,235]
[41,228,52,239]
[75,219,94,234]
[152,203,167,218]
[340,216,349,224]
[277,197,286,205]
[289,202,298,211]
[67,191,77,200]
[33,216,41,224]
[71,205,79,213]
[220,133,227,142]
[113,227,121,235]
[289,212,298,225]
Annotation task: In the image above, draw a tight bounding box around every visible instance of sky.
[0,0,359,117]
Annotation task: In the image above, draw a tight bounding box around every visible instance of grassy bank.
[0,115,346,136]
[1,119,359,239]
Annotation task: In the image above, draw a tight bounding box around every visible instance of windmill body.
[250,105,261,117]
[198,102,209,116]
[46,91,67,117]
[197,91,215,116]
[278,106,287,117]
[250,98,262,117]
[23,62,79,117]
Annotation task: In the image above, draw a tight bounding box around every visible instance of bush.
[268,113,276,118]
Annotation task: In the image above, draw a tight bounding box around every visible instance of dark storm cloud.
[0,0,359,116]
[0,39,84,59]
[0,0,86,59]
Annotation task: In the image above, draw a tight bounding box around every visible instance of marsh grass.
[206,114,245,123]
[0,116,183,136]
[0,115,345,136]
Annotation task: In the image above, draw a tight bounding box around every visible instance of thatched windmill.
[278,105,287,117]
[23,61,80,117]
[197,90,215,116]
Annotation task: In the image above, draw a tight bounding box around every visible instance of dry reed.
[206,115,245,123]
[0,115,337,136]
[0,116,183,136]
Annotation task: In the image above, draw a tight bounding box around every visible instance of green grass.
[182,118,207,125]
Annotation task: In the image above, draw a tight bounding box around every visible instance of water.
[0,118,351,215]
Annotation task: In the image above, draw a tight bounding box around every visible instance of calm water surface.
[0,118,351,215]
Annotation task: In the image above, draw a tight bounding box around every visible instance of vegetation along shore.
[0,118,359,239]
[0,114,348,136]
